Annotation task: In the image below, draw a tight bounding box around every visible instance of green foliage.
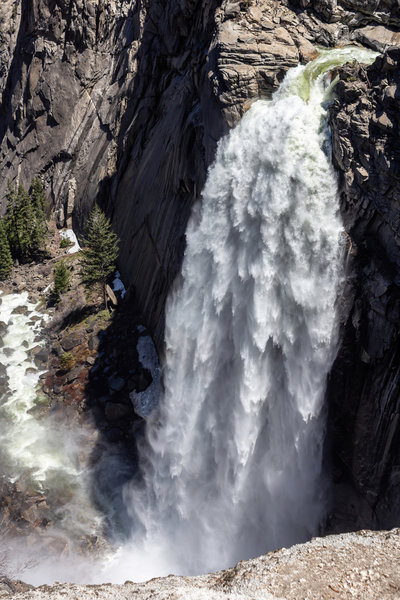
[53,261,70,302]
[4,179,48,261]
[0,219,13,280]
[60,237,72,249]
[79,205,119,305]
[5,182,33,260]
[60,352,75,371]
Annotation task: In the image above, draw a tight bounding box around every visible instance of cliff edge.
[2,529,400,599]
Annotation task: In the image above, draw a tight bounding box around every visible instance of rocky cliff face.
[2,0,400,535]
[0,0,146,227]
[293,0,400,26]
[0,0,393,344]
[327,48,400,530]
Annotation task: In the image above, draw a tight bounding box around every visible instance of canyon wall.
[1,0,400,531]
[293,0,400,26]
[0,0,388,343]
[327,48,400,530]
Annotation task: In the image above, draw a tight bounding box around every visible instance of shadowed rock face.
[0,0,145,227]
[0,0,397,346]
[328,48,400,530]
[108,0,326,346]
[2,0,400,535]
[292,0,400,26]
[0,0,344,344]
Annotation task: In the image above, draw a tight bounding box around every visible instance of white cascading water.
[121,47,378,578]
[0,47,378,585]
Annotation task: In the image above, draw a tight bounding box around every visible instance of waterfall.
[121,47,377,578]
[0,47,378,586]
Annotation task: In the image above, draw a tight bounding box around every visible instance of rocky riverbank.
[0,223,158,564]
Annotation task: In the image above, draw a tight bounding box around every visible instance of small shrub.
[60,352,75,371]
[60,238,72,249]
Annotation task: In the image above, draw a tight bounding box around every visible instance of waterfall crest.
[121,47,377,578]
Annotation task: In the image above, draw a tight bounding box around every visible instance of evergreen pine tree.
[79,205,119,306]
[5,182,35,260]
[0,219,13,280]
[52,261,70,302]
[4,179,47,261]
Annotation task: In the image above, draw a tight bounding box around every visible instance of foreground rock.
[6,529,400,599]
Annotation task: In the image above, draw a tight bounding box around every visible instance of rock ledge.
[8,529,400,599]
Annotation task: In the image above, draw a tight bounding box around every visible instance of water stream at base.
[0,292,102,566]
[0,46,378,584]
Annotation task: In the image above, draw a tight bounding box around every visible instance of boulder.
[108,375,126,393]
[61,331,85,351]
[104,402,132,422]
[33,348,49,366]
[128,368,153,393]
[11,305,28,315]
[353,25,400,52]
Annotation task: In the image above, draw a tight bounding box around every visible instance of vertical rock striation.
[0,0,147,228]
[328,48,400,529]
[0,0,343,343]
[2,0,400,534]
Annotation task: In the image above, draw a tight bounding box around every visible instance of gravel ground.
[3,529,400,599]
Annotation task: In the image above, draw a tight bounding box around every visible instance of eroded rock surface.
[2,0,398,344]
[328,48,400,530]
[292,0,400,27]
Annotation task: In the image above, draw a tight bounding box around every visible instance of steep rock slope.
[0,0,391,343]
[0,0,146,227]
[108,0,325,344]
[328,48,400,530]
[2,0,400,534]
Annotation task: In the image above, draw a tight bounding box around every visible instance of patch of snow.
[130,334,161,419]
[60,228,81,253]
[112,271,126,298]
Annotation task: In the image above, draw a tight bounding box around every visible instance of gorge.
[1,0,400,597]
